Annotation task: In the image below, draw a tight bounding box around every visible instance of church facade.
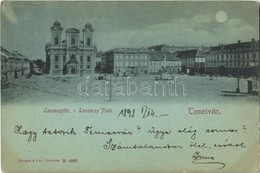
[45,21,96,76]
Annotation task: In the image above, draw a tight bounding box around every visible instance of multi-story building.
[1,46,30,79]
[45,21,96,76]
[205,39,259,77]
[149,51,181,74]
[177,47,209,74]
[102,48,149,76]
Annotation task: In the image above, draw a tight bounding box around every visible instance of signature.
[192,151,225,170]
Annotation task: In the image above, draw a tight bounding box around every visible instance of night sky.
[1,1,259,60]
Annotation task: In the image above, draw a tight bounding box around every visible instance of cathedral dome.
[83,23,94,32]
[53,21,61,26]
[51,21,63,31]
[85,23,92,28]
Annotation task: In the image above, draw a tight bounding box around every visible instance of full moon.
[215,11,227,23]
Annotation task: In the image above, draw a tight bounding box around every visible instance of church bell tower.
[82,23,94,47]
[51,21,63,45]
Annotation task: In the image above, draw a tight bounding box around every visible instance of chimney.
[252,38,255,42]
[238,40,241,44]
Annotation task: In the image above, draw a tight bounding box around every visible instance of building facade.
[1,46,30,79]
[149,51,181,74]
[177,48,208,74]
[102,48,150,76]
[45,21,96,76]
[205,39,259,77]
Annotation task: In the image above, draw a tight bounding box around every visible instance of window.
[252,53,256,59]
[55,56,59,62]
[87,38,91,46]
[125,62,128,66]
[63,56,66,62]
[87,56,90,62]
[55,36,59,45]
[87,65,90,69]
[70,55,76,62]
[55,65,58,69]
[80,56,83,62]
[221,55,224,61]
[116,62,119,66]
[71,37,76,45]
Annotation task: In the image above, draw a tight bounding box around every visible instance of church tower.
[51,21,63,45]
[82,23,94,47]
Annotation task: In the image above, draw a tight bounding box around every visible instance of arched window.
[71,37,76,45]
[55,36,59,45]
[70,55,76,62]
[87,38,91,46]
[55,56,59,62]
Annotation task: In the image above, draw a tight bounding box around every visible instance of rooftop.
[211,39,259,52]
[176,49,198,59]
[66,28,80,33]
[107,48,149,54]
[149,51,181,61]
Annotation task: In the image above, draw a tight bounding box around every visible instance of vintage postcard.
[1,1,259,172]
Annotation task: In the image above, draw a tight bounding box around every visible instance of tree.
[33,59,45,69]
